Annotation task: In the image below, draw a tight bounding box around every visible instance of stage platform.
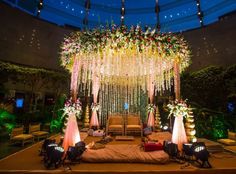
[0,134,236,174]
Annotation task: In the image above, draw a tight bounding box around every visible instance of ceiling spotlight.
[38,10,41,13]
[121,16,124,19]
[198,12,201,15]
[197,3,200,6]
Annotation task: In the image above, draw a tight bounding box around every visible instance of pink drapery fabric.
[89,74,100,128]
[147,111,155,128]
[62,113,81,152]
[171,115,187,151]
[70,58,80,101]
[147,74,155,127]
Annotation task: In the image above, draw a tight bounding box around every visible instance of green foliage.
[0,60,68,78]
[181,64,236,136]
[50,95,66,133]
[0,109,16,133]
[181,66,226,110]
[192,105,227,140]
[223,65,236,99]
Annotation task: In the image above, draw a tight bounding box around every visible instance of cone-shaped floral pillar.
[168,100,189,151]
[172,114,187,151]
[63,113,81,152]
[147,75,155,129]
[62,98,82,152]
[89,74,100,129]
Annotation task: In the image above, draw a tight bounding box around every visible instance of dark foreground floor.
[0,135,236,174]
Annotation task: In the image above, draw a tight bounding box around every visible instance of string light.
[196,0,203,27]
[155,0,161,31]
[121,0,125,25]
[37,0,43,17]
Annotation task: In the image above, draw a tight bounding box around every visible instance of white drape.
[89,74,100,128]
[172,115,187,151]
[147,74,155,128]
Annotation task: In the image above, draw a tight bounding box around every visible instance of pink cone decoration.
[62,113,81,152]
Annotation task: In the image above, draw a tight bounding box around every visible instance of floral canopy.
[60,25,191,93]
[60,25,191,127]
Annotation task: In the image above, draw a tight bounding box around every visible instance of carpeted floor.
[0,133,236,174]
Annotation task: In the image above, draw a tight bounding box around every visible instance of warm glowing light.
[172,115,187,151]
[63,113,81,152]
[60,26,191,93]
[163,125,169,130]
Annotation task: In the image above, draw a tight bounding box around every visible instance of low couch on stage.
[106,114,143,136]
[81,144,169,164]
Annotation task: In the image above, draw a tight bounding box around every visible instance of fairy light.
[121,0,125,25]
[37,0,43,17]
[155,0,161,31]
[196,0,204,27]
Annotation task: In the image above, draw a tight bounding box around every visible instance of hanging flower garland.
[61,25,190,70]
[167,99,192,118]
[60,25,191,93]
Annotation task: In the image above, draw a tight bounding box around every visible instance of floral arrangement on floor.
[62,97,82,118]
[167,99,192,118]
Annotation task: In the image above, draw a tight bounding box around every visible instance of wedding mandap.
[60,25,198,160]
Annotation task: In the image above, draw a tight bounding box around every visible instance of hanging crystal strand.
[139,85,141,116]
[120,85,122,114]
[99,83,103,125]
[134,85,137,114]
[113,84,116,114]
[168,62,172,90]
[118,85,120,114]
[112,84,114,114]
[98,83,102,126]
[131,87,133,113]
[104,84,108,120]
[106,84,109,123]
[116,85,118,114]
[114,85,116,113]
[109,84,111,114]
[103,84,106,125]
[133,86,136,113]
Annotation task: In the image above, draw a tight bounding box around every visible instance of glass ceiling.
[3,0,236,32]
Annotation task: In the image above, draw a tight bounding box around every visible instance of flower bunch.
[167,99,192,118]
[147,104,156,113]
[62,97,82,118]
[91,103,100,112]
[60,25,191,71]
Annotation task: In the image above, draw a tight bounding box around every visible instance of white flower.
[167,99,192,118]
[62,98,82,119]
